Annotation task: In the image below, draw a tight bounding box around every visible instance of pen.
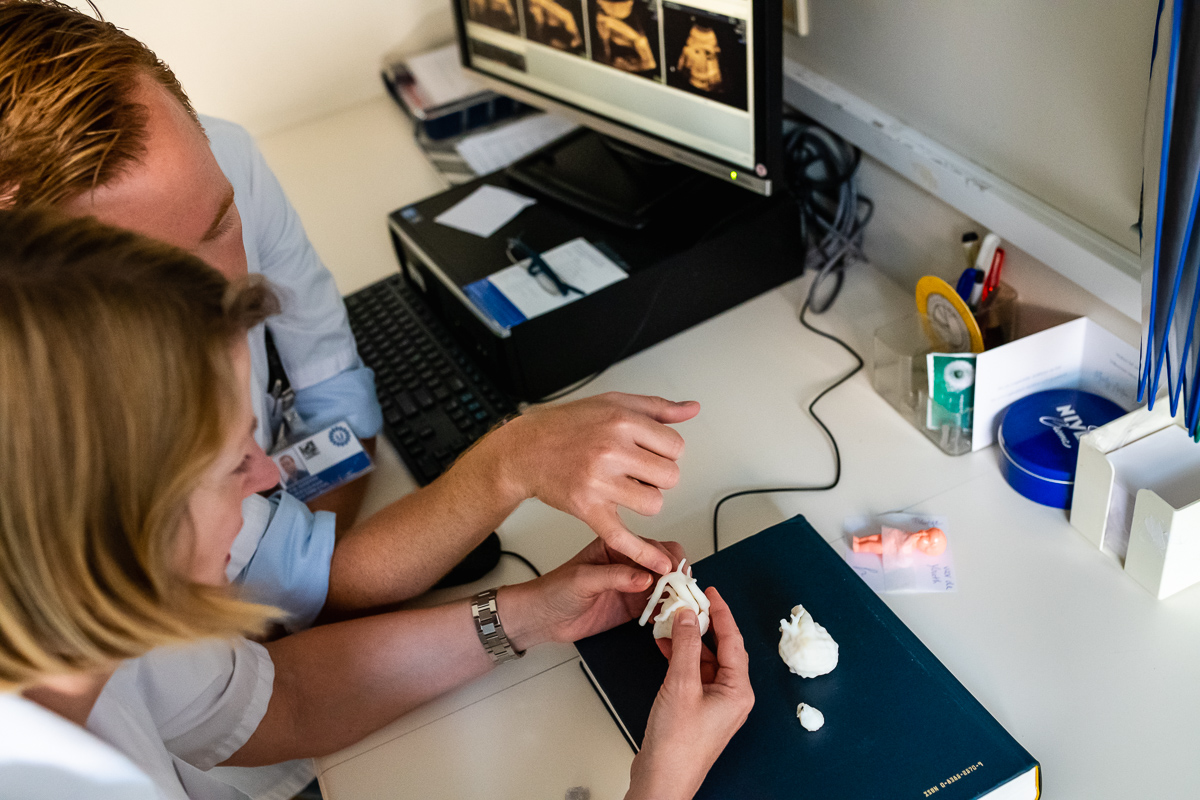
[974,232,1001,275]
[962,232,980,271]
[955,268,979,302]
[980,247,1005,305]
[967,271,984,308]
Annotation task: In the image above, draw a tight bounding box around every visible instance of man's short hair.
[0,0,197,208]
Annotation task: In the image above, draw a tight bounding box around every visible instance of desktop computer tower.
[387,170,804,401]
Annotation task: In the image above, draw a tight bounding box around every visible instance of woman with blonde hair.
[0,209,753,800]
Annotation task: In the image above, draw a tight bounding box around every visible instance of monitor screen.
[453,0,781,194]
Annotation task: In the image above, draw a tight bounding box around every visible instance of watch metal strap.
[472,588,524,664]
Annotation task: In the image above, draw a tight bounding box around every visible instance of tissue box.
[1071,405,1200,599]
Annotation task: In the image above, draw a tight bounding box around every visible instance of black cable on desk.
[711,300,864,553]
[500,549,542,577]
[710,119,871,552]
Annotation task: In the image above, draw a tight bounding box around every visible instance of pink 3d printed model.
[852,526,947,557]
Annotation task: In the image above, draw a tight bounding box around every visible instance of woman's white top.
[1,638,312,800]
[0,692,158,800]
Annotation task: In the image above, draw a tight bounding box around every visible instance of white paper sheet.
[405,44,482,108]
[488,238,626,319]
[433,184,536,238]
[455,114,579,176]
[971,317,1139,451]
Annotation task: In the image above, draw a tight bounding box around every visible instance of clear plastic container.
[871,284,1018,456]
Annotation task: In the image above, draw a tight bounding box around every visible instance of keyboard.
[345,274,516,486]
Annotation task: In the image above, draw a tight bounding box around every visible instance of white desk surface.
[257,97,1200,800]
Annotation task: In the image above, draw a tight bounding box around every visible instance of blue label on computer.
[464,278,527,331]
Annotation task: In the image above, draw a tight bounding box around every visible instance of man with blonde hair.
[0,0,697,625]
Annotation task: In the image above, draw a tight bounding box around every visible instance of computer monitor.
[451,0,782,225]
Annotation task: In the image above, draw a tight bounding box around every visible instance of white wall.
[856,152,1139,347]
[791,0,1157,256]
[76,0,456,135]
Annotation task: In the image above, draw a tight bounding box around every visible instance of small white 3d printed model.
[796,703,825,731]
[638,559,711,639]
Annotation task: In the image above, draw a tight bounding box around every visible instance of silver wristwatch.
[471,588,524,664]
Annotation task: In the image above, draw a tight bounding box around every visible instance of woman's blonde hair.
[0,208,279,690]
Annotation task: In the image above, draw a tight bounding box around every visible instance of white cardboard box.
[969,316,1138,451]
[1071,405,1200,599]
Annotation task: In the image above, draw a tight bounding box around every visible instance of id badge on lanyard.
[264,330,373,502]
[270,419,373,502]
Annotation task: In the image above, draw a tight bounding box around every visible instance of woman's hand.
[497,537,683,651]
[626,589,754,800]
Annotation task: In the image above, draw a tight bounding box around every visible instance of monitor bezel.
[450,0,783,196]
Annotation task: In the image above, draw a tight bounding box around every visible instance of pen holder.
[872,315,973,455]
[871,282,1018,456]
[974,282,1018,349]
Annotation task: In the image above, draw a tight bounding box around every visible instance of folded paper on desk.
[433,184,536,238]
[463,237,627,331]
[575,516,1040,800]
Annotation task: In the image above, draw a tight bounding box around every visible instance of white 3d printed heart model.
[638,559,710,638]
[778,604,839,678]
[780,604,838,732]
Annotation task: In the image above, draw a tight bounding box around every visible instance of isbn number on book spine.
[923,761,984,796]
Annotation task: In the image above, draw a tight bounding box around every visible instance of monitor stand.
[505,128,700,231]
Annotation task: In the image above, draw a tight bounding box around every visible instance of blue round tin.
[997,389,1125,508]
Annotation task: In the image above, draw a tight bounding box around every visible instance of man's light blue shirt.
[202,115,382,627]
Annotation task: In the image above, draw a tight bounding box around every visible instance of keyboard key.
[413,388,434,409]
[396,393,419,418]
[417,456,438,478]
[418,426,435,439]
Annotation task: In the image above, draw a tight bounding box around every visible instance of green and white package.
[926,352,976,432]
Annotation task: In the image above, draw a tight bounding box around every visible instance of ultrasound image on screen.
[663,3,747,110]
[467,0,521,35]
[588,0,662,81]
[525,0,586,54]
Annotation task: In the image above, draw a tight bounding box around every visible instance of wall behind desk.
[792,0,1157,257]
[74,0,454,135]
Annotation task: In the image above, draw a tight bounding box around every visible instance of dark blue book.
[575,516,1040,799]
